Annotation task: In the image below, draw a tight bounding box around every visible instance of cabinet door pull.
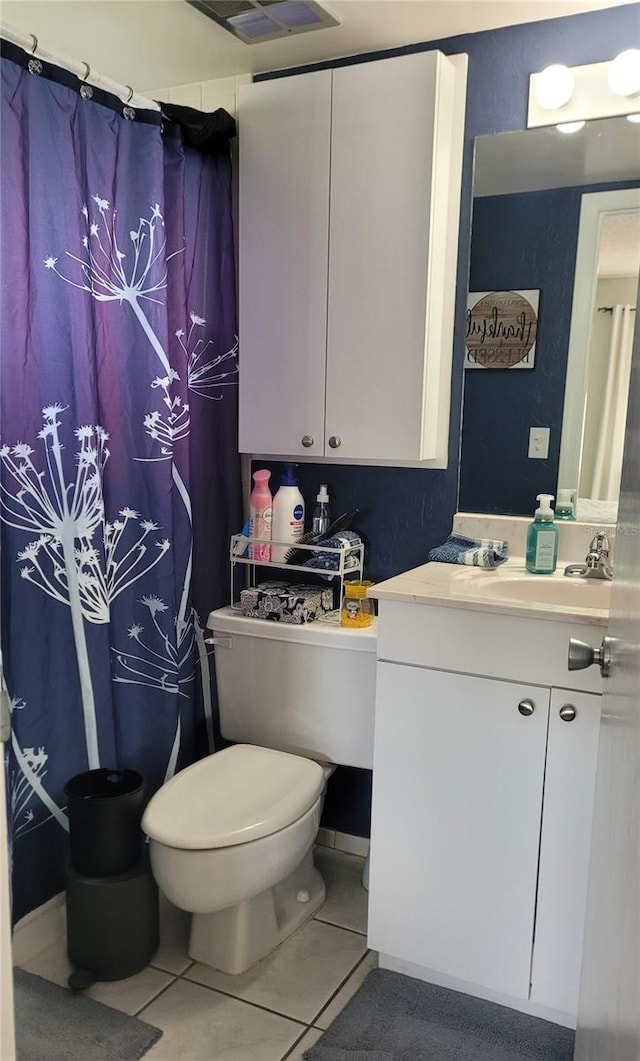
[518,699,535,716]
[301,435,314,448]
[328,435,342,449]
[559,704,577,722]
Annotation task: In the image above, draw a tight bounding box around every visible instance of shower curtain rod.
[0,21,159,112]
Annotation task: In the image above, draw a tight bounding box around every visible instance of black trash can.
[66,857,159,982]
[64,768,144,877]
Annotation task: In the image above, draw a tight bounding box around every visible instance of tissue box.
[240,582,333,624]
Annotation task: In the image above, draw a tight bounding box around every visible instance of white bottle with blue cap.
[271,463,305,563]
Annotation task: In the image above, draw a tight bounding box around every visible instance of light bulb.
[556,121,586,134]
[626,113,640,123]
[534,65,575,110]
[608,49,640,98]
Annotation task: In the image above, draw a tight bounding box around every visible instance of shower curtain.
[586,304,635,502]
[0,40,242,922]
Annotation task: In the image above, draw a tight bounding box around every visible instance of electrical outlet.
[528,427,550,459]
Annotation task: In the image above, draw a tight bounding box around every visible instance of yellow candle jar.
[340,581,375,627]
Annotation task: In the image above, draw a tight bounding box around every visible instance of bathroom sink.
[477,575,611,610]
[369,561,612,622]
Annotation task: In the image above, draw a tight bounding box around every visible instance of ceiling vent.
[187,0,340,44]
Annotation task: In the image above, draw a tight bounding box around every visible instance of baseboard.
[12,892,66,967]
[316,829,370,858]
[378,954,576,1029]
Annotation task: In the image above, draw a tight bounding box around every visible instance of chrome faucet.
[564,531,613,581]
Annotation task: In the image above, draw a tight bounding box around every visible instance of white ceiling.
[1,0,632,93]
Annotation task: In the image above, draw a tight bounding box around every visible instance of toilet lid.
[142,745,326,850]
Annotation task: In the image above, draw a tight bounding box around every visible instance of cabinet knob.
[328,435,342,449]
[518,699,535,716]
[301,435,314,448]
[559,704,577,722]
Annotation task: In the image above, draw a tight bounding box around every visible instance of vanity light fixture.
[607,49,640,98]
[534,64,575,110]
[556,121,586,134]
[627,113,640,123]
[528,57,640,128]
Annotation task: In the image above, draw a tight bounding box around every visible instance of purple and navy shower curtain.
[0,41,242,921]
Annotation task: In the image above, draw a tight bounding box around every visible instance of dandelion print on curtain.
[0,40,242,921]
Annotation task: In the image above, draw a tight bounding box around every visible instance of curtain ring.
[125,85,134,103]
[79,61,93,99]
[29,34,38,54]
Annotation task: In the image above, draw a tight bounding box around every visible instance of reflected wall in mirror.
[459,116,640,523]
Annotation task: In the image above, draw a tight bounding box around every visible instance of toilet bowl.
[143,607,377,975]
[142,744,329,974]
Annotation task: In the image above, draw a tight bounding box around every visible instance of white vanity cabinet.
[368,599,603,1025]
[371,663,550,999]
[530,687,601,1017]
[238,50,467,467]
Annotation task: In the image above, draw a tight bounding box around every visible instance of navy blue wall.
[459,180,639,516]
[253,3,640,838]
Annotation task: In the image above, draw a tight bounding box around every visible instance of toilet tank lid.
[207,606,376,652]
[141,745,326,850]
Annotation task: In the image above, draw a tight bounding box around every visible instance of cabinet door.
[369,663,549,998]
[530,690,602,1018]
[238,72,330,457]
[326,52,462,463]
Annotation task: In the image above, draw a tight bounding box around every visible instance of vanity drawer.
[376,599,603,693]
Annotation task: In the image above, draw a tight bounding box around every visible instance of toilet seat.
[142,744,325,850]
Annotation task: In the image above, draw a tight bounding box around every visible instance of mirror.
[458,116,640,523]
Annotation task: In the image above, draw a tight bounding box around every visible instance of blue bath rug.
[304,969,574,1061]
[14,968,162,1061]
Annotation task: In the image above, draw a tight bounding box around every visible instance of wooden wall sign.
[465,290,539,369]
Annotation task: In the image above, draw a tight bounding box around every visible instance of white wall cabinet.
[238,51,467,466]
[368,603,603,1026]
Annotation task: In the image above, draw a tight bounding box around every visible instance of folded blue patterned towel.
[427,534,508,568]
[305,530,362,571]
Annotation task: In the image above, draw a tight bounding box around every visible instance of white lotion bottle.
[271,463,305,563]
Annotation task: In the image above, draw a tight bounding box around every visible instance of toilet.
[142,606,376,975]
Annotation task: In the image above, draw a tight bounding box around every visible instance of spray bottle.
[312,484,331,537]
[249,469,272,561]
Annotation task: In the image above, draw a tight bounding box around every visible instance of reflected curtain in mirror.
[583,304,635,501]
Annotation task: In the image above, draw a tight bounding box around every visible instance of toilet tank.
[207,607,376,770]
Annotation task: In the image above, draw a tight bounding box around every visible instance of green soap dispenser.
[526,494,559,574]
[555,489,576,521]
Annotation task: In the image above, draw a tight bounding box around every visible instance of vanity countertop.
[368,558,610,626]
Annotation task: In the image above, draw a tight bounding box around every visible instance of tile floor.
[16,846,378,1061]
